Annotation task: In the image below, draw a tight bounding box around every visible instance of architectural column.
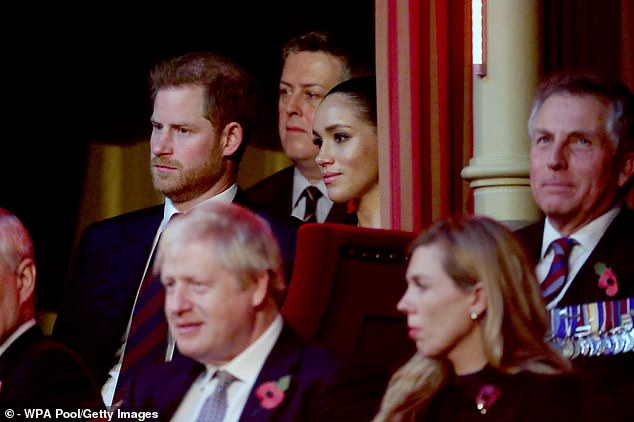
[461,0,541,228]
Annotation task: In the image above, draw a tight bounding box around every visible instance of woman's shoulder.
[515,370,580,390]
[513,371,583,419]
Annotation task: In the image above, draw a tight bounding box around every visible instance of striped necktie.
[541,237,577,305]
[113,213,179,404]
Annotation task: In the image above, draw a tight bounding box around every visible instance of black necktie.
[302,186,322,223]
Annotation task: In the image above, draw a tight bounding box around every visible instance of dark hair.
[528,71,634,155]
[149,51,259,163]
[282,30,368,78]
[325,75,377,128]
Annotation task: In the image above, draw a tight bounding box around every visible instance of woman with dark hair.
[313,75,379,227]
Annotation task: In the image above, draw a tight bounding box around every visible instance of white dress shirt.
[171,315,284,422]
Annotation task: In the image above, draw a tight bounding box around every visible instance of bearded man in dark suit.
[516,71,634,422]
[53,51,297,408]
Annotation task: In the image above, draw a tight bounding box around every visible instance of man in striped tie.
[516,71,634,421]
[53,51,297,408]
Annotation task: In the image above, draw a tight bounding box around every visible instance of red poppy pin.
[476,384,501,414]
[255,375,291,410]
[346,199,358,215]
[594,262,618,297]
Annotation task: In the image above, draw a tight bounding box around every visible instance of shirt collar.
[0,319,37,357]
[203,314,283,385]
[163,184,238,227]
[542,206,621,258]
[292,167,328,207]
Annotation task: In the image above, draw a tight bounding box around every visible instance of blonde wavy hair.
[373,215,570,422]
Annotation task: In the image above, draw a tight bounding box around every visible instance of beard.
[152,157,225,203]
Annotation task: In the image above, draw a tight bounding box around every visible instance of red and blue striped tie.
[541,237,576,305]
[113,215,179,404]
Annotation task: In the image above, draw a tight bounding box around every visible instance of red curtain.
[377,0,472,231]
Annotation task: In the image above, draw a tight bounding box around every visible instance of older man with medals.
[517,71,634,422]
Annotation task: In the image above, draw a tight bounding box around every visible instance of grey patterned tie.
[196,370,237,422]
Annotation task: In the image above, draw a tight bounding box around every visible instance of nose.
[151,129,173,157]
[546,139,568,171]
[315,141,333,167]
[396,286,413,314]
[165,282,191,316]
[281,92,302,116]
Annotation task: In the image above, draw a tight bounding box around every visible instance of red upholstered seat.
[281,223,417,375]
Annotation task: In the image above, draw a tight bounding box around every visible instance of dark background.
[2,2,375,311]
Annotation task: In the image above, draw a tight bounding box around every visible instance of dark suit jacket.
[245,166,350,224]
[118,324,388,422]
[53,189,297,387]
[0,325,104,413]
[515,206,634,422]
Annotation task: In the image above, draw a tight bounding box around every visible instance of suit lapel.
[560,208,634,306]
[0,326,42,378]
[516,220,544,267]
[154,357,205,419]
[240,326,302,422]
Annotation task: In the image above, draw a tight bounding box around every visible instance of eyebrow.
[279,80,325,90]
[324,123,353,132]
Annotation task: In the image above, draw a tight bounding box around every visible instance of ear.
[220,122,243,158]
[469,282,487,317]
[251,271,270,308]
[617,152,634,188]
[15,258,36,306]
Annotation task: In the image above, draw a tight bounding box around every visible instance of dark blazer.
[53,189,297,387]
[0,325,104,412]
[118,324,388,422]
[515,206,634,422]
[245,166,350,224]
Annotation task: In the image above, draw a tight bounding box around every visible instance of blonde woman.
[373,215,582,421]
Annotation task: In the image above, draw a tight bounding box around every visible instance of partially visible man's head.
[149,52,258,205]
[155,202,285,366]
[528,72,634,235]
[278,31,356,171]
[0,208,36,344]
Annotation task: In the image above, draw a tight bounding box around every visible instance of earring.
[470,311,478,320]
